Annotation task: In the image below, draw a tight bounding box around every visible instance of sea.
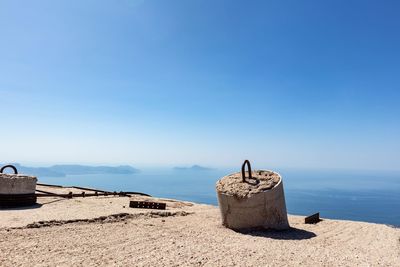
[39,167,400,227]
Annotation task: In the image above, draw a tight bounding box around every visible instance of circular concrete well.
[216,160,289,230]
[0,165,37,208]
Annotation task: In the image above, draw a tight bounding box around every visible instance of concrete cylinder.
[0,174,37,194]
[0,165,37,207]
[216,169,289,230]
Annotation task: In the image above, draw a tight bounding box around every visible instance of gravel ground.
[0,186,399,266]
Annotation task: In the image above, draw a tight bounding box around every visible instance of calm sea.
[39,168,400,227]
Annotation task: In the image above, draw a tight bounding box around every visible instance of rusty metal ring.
[241,160,252,182]
[0,165,18,174]
[241,160,259,185]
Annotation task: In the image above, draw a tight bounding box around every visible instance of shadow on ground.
[237,227,317,240]
[0,203,43,210]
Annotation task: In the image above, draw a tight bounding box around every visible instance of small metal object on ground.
[305,212,321,224]
[129,201,166,210]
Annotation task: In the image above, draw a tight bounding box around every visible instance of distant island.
[173,165,213,171]
[1,163,140,177]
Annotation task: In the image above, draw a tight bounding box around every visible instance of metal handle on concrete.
[0,165,18,174]
[241,160,252,182]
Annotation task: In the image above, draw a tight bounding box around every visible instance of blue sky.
[1,0,399,170]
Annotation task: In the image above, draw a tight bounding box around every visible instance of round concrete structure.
[0,165,37,208]
[216,169,289,230]
[0,173,37,194]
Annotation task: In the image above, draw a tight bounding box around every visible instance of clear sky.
[1,0,399,170]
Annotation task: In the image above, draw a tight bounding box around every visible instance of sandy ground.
[0,186,399,266]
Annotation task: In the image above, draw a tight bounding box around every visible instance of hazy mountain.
[0,163,139,177]
[3,163,66,177]
[173,165,213,171]
[49,165,139,175]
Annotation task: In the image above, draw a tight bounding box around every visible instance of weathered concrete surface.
[217,171,290,230]
[0,174,37,194]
